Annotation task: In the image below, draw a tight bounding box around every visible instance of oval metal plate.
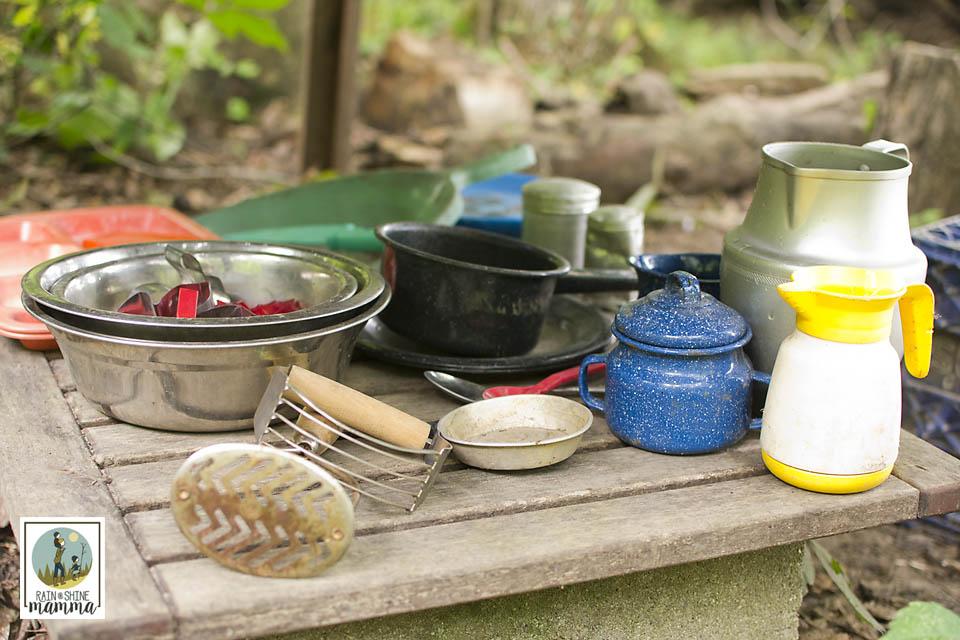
[171,443,355,578]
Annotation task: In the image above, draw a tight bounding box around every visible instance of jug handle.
[578,354,607,412]
[899,283,935,379]
[861,139,909,162]
[748,370,772,431]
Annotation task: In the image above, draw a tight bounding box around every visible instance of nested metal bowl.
[23,291,390,432]
[21,241,385,341]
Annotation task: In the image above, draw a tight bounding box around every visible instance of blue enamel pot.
[578,271,769,455]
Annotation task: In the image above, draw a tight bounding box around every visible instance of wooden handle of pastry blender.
[296,410,341,451]
[285,366,431,450]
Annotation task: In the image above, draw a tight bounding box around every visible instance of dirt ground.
[1,119,960,639]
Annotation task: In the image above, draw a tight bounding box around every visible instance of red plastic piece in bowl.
[154,283,211,318]
[231,299,305,315]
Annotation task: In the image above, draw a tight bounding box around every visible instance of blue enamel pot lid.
[614,270,748,349]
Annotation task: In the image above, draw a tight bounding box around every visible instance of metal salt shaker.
[585,205,645,269]
[585,204,645,310]
[521,177,601,268]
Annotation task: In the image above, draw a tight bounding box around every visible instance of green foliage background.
[1,0,291,162]
[1,0,904,164]
[360,0,901,101]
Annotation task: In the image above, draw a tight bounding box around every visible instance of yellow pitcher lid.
[778,266,902,343]
[777,266,934,378]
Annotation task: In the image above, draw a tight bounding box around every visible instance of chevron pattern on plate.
[171,443,355,578]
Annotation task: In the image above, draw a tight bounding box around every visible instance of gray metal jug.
[720,139,927,374]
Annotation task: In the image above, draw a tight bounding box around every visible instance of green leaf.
[185,19,227,71]
[121,2,156,41]
[881,602,960,639]
[160,10,190,48]
[910,208,943,229]
[809,540,887,634]
[145,120,186,161]
[176,0,207,10]
[206,10,288,50]
[801,543,816,587]
[0,178,29,211]
[12,4,38,28]
[225,96,250,121]
[234,58,259,78]
[97,4,147,58]
[225,0,291,10]
[863,98,879,135]
[56,108,116,149]
[15,108,50,130]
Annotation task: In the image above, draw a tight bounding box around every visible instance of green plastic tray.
[194,145,536,251]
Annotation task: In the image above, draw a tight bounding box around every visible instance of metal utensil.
[424,363,606,404]
[165,245,235,304]
[171,443,355,578]
[130,281,169,302]
[23,241,377,341]
[254,366,450,512]
[22,291,390,432]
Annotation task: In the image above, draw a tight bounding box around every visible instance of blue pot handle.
[579,354,606,412]
[748,369,772,431]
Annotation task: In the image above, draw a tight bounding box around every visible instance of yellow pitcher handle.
[899,283,935,378]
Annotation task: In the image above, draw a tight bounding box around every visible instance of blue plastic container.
[913,215,960,328]
[456,173,537,237]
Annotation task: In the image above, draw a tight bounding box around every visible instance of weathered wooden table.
[2,336,960,640]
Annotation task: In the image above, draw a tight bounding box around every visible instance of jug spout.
[898,283,934,378]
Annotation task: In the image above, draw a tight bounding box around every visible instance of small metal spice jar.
[585,204,646,310]
[521,177,601,268]
[585,204,645,269]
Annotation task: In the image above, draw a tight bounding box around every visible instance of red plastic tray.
[0,205,218,248]
[0,205,218,350]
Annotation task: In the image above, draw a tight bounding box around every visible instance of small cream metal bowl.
[437,394,593,470]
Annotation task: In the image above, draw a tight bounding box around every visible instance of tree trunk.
[877,41,960,216]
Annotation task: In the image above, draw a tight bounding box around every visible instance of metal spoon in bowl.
[164,245,235,305]
[130,282,169,303]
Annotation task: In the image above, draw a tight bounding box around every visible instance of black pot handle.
[555,268,640,294]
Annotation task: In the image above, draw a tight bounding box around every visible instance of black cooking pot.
[375,222,639,357]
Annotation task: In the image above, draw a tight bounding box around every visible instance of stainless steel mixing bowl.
[23,291,390,432]
[22,241,385,341]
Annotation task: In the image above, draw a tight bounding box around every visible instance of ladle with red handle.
[482,363,606,399]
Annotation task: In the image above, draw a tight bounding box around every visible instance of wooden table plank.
[84,423,296,468]
[63,390,117,428]
[0,341,175,640]
[893,428,960,517]
[86,403,617,470]
[48,355,75,391]
[104,419,624,514]
[152,474,918,639]
[8,340,959,640]
[125,437,767,564]
[340,359,437,397]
